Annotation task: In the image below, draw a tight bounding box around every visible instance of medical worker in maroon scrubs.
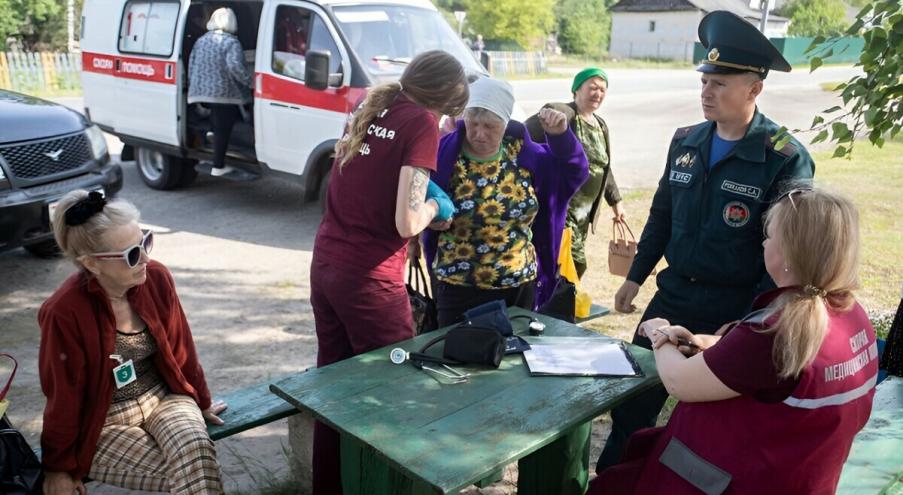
[591,187,878,494]
[308,50,469,494]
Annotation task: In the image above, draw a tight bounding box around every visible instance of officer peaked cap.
[697,10,791,79]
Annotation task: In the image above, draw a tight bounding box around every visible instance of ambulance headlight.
[85,125,108,160]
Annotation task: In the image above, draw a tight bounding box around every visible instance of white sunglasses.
[90,230,153,268]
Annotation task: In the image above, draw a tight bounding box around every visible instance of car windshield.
[333,5,485,83]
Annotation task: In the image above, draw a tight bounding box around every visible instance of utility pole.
[758,0,770,34]
[67,0,75,52]
[454,11,466,38]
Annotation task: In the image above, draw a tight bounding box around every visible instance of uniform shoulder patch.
[767,133,799,157]
[672,125,697,141]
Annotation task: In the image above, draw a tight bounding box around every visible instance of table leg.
[517,421,591,495]
[340,434,436,495]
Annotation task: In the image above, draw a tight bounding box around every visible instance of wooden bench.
[836,375,903,494]
[207,377,300,441]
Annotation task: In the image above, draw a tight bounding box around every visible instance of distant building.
[609,0,790,61]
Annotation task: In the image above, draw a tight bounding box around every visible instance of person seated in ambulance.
[188,7,253,177]
[39,190,226,495]
[273,8,309,80]
[589,186,879,494]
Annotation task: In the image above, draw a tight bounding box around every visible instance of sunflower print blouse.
[434,137,539,289]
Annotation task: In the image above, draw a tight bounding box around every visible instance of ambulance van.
[80,0,486,201]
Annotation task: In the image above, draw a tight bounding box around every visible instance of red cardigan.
[38,260,212,478]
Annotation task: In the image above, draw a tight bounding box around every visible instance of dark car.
[0,90,123,256]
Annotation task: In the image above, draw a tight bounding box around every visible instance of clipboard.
[522,337,644,377]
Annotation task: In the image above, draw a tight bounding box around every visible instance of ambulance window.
[119,0,179,57]
[272,6,342,82]
[309,15,342,75]
[272,6,311,80]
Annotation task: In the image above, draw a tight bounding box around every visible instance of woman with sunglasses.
[38,190,225,495]
[590,187,879,494]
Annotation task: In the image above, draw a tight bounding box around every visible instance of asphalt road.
[53,64,859,188]
[513,65,859,186]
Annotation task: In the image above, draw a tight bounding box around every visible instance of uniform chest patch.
[723,201,750,227]
[674,152,696,168]
[721,180,761,200]
[670,171,693,184]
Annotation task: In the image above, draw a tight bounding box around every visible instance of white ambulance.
[80,0,486,200]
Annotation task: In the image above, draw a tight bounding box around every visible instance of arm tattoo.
[408,168,429,211]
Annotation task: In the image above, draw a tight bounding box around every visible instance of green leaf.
[832,146,848,158]
[824,106,843,113]
[832,122,851,141]
[811,115,825,127]
[811,129,830,144]
[865,108,878,126]
[810,57,823,73]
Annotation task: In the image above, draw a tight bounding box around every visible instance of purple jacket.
[422,119,589,308]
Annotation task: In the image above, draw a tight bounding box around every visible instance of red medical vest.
[633,300,878,494]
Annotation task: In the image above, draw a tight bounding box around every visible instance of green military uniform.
[525,101,622,277]
[597,10,816,472]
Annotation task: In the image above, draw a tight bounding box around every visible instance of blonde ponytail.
[762,187,860,378]
[333,50,469,171]
[334,82,402,170]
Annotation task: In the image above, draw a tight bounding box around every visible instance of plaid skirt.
[88,383,223,494]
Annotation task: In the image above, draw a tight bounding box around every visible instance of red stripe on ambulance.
[257,73,366,114]
[82,52,176,84]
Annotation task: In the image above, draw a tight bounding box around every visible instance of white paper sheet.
[522,337,640,377]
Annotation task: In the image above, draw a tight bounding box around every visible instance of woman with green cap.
[526,67,624,278]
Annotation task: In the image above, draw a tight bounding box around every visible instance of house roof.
[611,0,788,22]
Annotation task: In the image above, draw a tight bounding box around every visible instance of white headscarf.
[465,77,514,125]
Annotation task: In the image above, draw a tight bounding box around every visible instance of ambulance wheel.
[136,147,185,190]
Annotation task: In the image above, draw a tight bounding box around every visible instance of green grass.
[503,71,570,81]
[580,138,903,344]
[820,81,845,91]
[547,54,693,71]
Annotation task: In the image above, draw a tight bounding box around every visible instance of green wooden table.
[837,376,903,495]
[270,308,660,494]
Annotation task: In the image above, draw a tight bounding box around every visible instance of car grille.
[0,132,92,180]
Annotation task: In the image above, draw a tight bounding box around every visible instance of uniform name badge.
[110,354,137,389]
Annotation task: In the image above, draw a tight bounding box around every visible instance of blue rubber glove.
[426,180,455,221]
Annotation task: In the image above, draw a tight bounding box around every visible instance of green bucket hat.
[571,67,609,93]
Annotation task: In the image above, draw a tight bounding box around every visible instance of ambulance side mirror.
[305,50,330,91]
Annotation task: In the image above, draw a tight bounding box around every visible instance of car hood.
[0,91,86,144]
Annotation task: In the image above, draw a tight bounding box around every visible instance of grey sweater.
[188,31,253,105]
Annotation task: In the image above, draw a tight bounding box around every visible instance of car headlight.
[85,124,108,160]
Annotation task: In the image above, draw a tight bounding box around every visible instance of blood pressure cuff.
[443,325,506,368]
[412,324,506,368]
[462,300,513,336]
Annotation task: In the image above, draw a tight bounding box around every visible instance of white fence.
[0,52,82,94]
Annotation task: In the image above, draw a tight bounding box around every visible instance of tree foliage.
[0,0,81,51]
[778,0,903,158]
[462,0,555,50]
[555,0,610,56]
[780,0,848,38]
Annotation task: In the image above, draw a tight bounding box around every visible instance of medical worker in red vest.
[309,50,468,494]
[591,186,878,494]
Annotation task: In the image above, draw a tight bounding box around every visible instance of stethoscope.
[390,332,470,384]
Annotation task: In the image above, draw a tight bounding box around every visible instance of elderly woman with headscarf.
[422,77,589,327]
[39,190,225,495]
[188,7,253,177]
[526,67,624,278]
